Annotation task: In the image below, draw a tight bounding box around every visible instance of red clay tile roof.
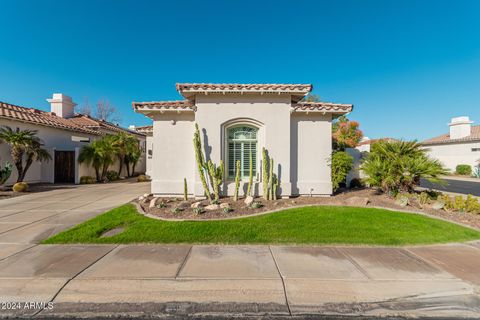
[176,83,312,93]
[0,101,143,137]
[0,101,100,135]
[132,100,195,111]
[357,137,399,146]
[292,102,353,113]
[135,125,153,135]
[421,125,480,145]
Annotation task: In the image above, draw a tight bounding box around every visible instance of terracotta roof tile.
[292,101,353,113]
[132,100,195,111]
[176,83,312,93]
[0,101,100,135]
[421,125,480,145]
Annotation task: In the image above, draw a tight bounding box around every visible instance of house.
[131,125,153,177]
[421,116,480,172]
[133,83,353,198]
[0,93,146,185]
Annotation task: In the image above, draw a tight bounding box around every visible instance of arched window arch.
[227,125,258,178]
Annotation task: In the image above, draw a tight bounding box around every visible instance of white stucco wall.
[423,142,480,173]
[145,135,154,177]
[147,93,335,197]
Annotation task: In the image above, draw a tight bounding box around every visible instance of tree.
[125,146,142,176]
[113,132,138,176]
[78,144,102,181]
[96,99,120,123]
[332,117,363,151]
[361,140,447,196]
[78,135,119,181]
[302,94,321,102]
[0,126,51,182]
[77,97,92,116]
[331,151,354,192]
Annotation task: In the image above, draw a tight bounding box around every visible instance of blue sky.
[0,0,479,140]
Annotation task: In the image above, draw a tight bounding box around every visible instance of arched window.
[227,126,258,178]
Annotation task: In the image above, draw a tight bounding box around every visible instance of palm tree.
[112,132,137,177]
[125,146,141,177]
[19,140,52,182]
[78,143,102,182]
[0,126,43,182]
[96,135,118,181]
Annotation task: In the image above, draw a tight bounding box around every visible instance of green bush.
[12,182,28,192]
[106,171,119,181]
[465,195,480,213]
[455,164,472,176]
[137,174,150,182]
[80,176,96,184]
[361,140,447,196]
[331,151,354,192]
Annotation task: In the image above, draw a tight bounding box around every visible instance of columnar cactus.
[207,159,224,202]
[193,123,211,202]
[246,150,253,196]
[183,178,188,201]
[262,147,269,200]
[272,173,278,200]
[268,158,274,200]
[234,160,241,201]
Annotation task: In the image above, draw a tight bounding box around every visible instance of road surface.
[420,178,480,196]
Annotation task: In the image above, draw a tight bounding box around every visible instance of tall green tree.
[113,132,138,176]
[0,126,51,182]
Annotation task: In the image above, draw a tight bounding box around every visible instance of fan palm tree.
[113,132,138,176]
[19,140,52,182]
[78,143,102,182]
[0,126,42,182]
[96,135,119,181]
[125,145,141,177]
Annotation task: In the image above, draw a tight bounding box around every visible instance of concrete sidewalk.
[0,243,479,319]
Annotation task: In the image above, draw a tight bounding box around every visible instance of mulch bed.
[138,188,480,229]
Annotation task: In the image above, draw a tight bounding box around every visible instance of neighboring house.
[421,116,480,172]
[0,93,146,185]
[131,125,153,177]
[134,83,352,197]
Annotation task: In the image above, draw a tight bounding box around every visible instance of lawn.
[43,204,480,245]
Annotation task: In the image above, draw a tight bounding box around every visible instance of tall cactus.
[207,159,224,202]
[262,147,269,200]
[234,160,241,201]
[268,158,274,200]
[183,178,188,201]
[272,173,278,200]
[193,123,211,202]
[246,149,253,196]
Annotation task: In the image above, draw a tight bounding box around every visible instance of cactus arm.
[193,123,211,202]
[247,149,253,196]
[234,160,241,201]
[183,178,188,201]
[262,148,269,200]
[268,158,274,200]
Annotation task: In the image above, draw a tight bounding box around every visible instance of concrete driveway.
[0,180,150,247]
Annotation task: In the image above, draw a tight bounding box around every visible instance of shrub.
[455,164,472,176]
[361,140,447,196]
[0,162,12,185]
[106,171,119,181]
[193,207,205,214]
[156,201,167,209]
[80,176,96,184]
[171,206,184,214]
[465,195,480,213]
[251,201,263,209]
[222,206,233,213]
[137,174,150,182]
[349,178,364,189]
[12,182,28,192]
[417,191,430,207]
[453,196,466,212]
[441,194,454,211]
[331,151,354,192]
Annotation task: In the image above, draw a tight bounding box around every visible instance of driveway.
[0,180,150,247]
[420,177,480,196]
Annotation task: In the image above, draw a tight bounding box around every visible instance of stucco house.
[0,93,146,185]
[132,125,153,177]
[421,116,480,172]
[134,83,353,198]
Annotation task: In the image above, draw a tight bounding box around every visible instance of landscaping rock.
[220,203,230,209]
[177,201,190,209]
[244,196,254,206]
[432,201,445,210]
[395,196,409,207]
[191,201,203,209]
[138,196,145,201]
[149,198,159,208]
[143,193,151,198]
[345,196,370,207]
[205,204,220,211]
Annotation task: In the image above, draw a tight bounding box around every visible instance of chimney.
[46,93,76,118]
[449,116,473,139]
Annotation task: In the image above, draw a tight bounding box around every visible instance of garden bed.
[137,188,480,229]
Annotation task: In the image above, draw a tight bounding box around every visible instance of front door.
[54,151,75,183]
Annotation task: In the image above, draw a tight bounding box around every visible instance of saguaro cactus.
[183,178,188,201]
[246,150,253,196]
[262,148,269,200]
[207,159,224,202]
[234,160,241,201]
[193,123,211,202]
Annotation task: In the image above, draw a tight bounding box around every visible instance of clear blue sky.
[1,0,479,140]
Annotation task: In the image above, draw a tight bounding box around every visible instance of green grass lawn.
[43,204,480,245]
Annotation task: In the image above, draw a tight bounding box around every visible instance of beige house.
[132,125,153,177]
[134,83,352,198]
[0,94,146,185]
[421,116,480,172]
